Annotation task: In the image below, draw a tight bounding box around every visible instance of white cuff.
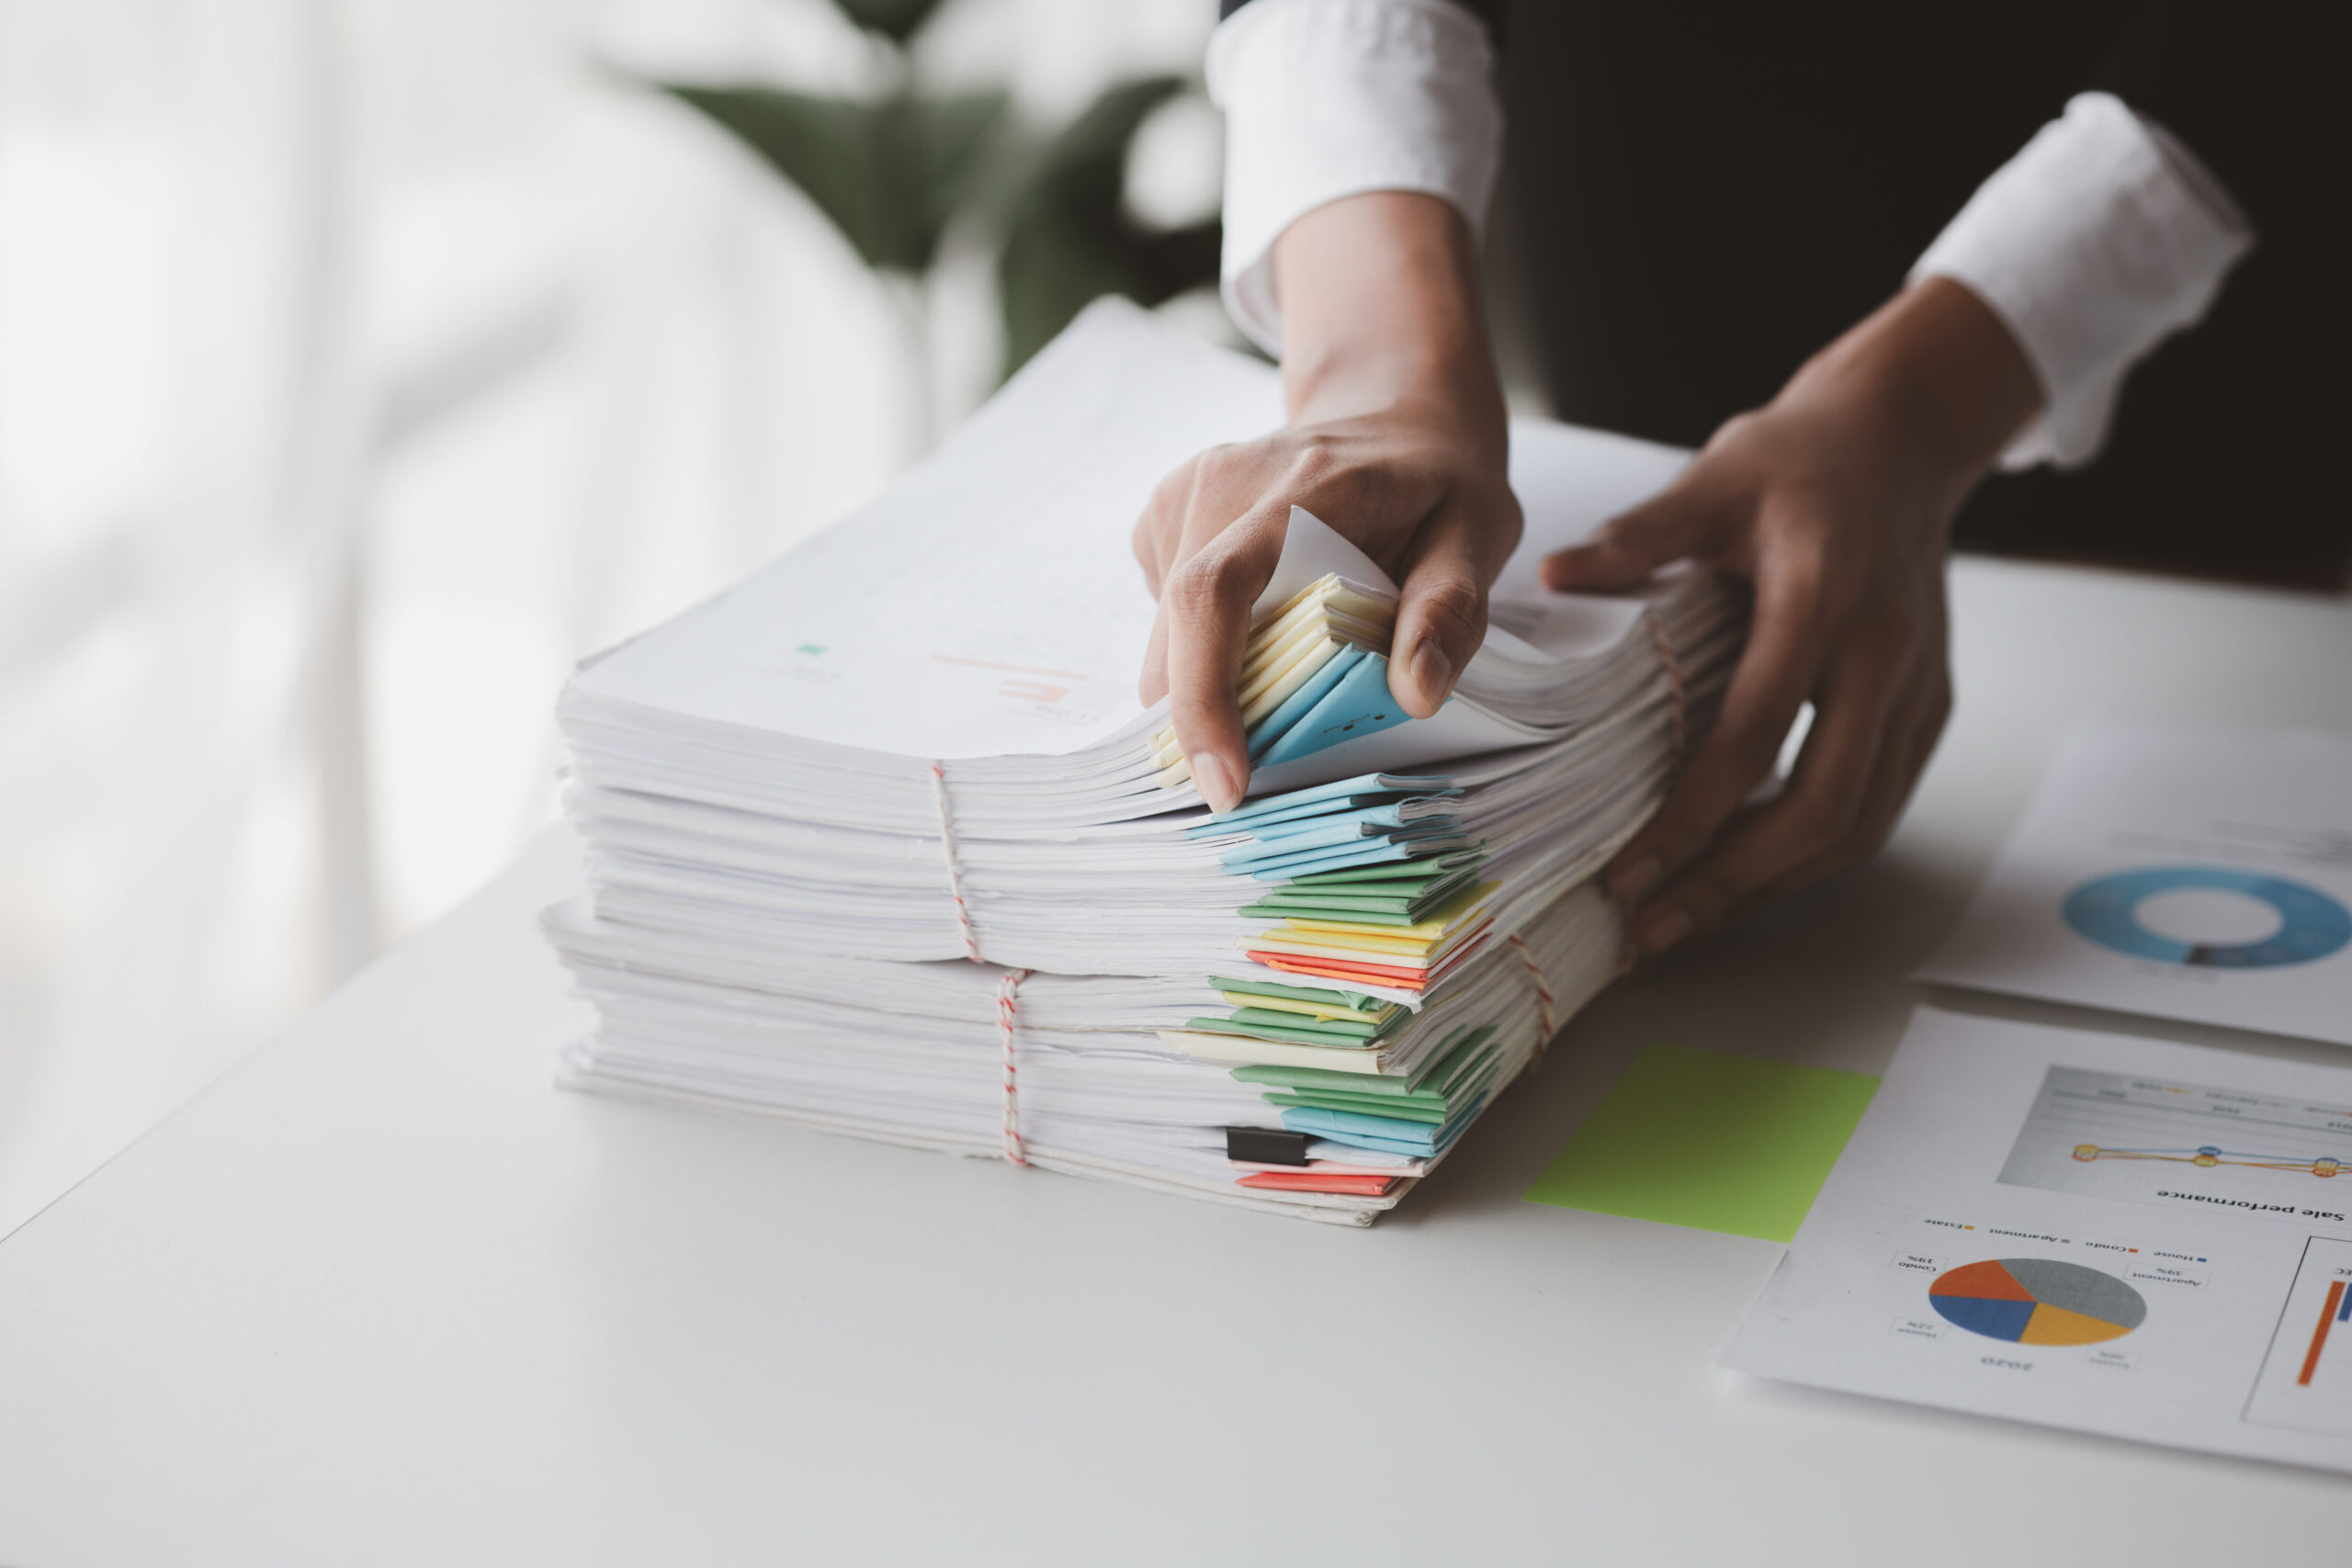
[1205,0,1502,355]
[1911,91,2254,470]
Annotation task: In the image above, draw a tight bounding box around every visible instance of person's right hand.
[1131,192,1516,813]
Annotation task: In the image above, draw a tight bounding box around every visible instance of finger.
[1624,613,1915,953]
[1388,491,1521,716]
[1603,510,1846,904]
[1539,460,1743,594]
[1132,457,1204,601]
[1163,503,1291,811]
[1753,660,1951,901]
[1138,602,1171,705]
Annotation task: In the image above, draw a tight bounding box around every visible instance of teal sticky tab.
[1282,1098,1487,1156]
[1522,1044,1879,1243]
[1246,645,1367,761]
[1254,652,1415,767]
[1266,1092,1449,1124]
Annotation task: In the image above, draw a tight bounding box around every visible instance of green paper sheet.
[1522,1043,1878,1243]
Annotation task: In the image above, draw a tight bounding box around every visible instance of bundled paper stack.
[543,301,1744,1224]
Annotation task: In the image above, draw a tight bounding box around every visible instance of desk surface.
[5,558,2349,1567]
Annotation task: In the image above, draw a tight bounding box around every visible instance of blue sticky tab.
[1220,817,1378,867]
[1245,804,1416,842]
[1212,773,1455,824]
[1245,645,1366,762]
[1253,653,1415,767]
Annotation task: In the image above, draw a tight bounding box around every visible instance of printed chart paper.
[1523,1044,1877,1242]
[1917,722,2352,1046]
[1724,1009,2352,1472]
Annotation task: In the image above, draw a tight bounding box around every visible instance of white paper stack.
[544,301,1746,1224]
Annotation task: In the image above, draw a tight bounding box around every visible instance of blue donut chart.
[2063,865,2352,969]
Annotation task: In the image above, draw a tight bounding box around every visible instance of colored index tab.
[1523,1043,1879,1243]
[1254,653,1418,767]
[1246,644,1367,761]
[1212,773,1454,824]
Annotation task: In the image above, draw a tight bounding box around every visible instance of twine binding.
[997,967,1033,1165]
[928,761,983,963]
[1509,931,1557,1055]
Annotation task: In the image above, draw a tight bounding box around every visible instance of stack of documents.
[544,300,1746,1224]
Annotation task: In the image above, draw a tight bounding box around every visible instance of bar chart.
[2246,1236,2352,1438]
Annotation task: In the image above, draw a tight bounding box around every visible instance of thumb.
[1541,464,1739,593]
[1390,497,1517,717]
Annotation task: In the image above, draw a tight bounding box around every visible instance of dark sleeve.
[2095,0,2321,239]
[1218,0,1507,43]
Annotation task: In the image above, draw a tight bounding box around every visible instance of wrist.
[1272,193,1507,456]
[1794,276,2043,490]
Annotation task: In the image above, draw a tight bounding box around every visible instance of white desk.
[4,558,2348,1566]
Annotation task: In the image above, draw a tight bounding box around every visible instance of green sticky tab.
[1183,1017,1379,1049]
[1522,1044,1878,1243]
[1285,849,1487,889]
[1208,976,1384,1012]
[1244,868,1483,925]
[1242,899,1421,926]
[1228,1007,1384,1040]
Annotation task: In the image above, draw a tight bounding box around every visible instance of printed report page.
[1725,1009,2352,1471]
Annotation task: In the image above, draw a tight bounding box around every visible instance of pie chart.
[2062,865,2352,968]
[1928,1258,2148,1346]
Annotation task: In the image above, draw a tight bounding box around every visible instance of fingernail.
[1637,908,1691,954]
[1409,639,1453,708]
[1193,750,1243,814]
[1613,856,1666,905]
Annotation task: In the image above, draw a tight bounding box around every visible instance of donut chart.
[1928,1258,2147,1346]
[2063,865,2352,969]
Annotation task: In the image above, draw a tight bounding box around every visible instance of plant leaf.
[996,77,1224,376]
[828,0,948,45]
[899,90,1012,265]
[659,84,1006,276]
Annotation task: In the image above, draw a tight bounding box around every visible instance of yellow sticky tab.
[1251,930,1441,960]
[1216,991,1399,1025]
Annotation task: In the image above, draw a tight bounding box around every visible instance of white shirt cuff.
[1205,0,1502,355]
[1911,91,2254,470]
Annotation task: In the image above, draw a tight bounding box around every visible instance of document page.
[1917,722,2352,1045]
[571,299,1698,762]
[1724,1008,2352,1472]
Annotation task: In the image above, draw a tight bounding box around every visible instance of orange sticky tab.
[1238,1171,1397,1196]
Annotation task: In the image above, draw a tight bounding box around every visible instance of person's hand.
[1134,192,1517,813]
[1542,276,2043,955]
[1133,406,1520,810]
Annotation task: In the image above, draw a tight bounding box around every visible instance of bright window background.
[0,0,1227,1234]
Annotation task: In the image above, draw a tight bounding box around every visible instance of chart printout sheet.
[1725,1009,2352,1472]
[1917,722,2352,1045]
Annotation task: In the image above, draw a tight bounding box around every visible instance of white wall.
[0,0,1226,1234]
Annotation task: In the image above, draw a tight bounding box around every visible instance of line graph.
[2001,1066,2352,1212]
[2071,1144,2345,1178]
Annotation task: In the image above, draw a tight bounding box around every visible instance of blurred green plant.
[653,0,1221,397]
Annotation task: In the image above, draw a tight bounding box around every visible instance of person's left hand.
[1539,277,2042,956]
